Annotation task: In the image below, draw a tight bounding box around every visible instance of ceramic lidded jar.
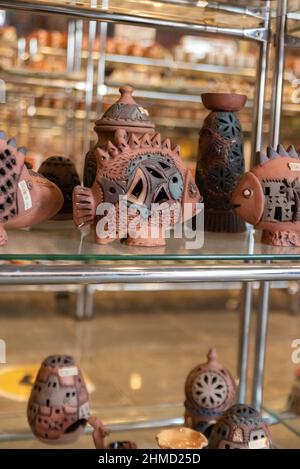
[208,404,273,449]
[184,348,236,436]
[73,85,201,247]
[27,355,90,444]
[0,132,63,246]
[196,93,246,232]
[232,144,300,246]
[83,85,155,187]
[38,156,80,220]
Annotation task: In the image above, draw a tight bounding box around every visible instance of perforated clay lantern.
[73,86,201,246]
[184,348,236,435]
[232,144,300,246]
[27,355,90,444]
[208,404,273,449]
[0,133,63,245]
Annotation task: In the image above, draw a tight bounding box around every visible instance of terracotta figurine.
[196,93,246,232]
[232,144,300,246]
[0,133,63,245]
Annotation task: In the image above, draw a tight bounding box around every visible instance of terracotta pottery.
[184,348,236,435]
[73,86,201,247]
[38,156,80,220]
[288,368,300,415]
[88,416,137,449]
[27,355,90,444]
[208,404,273,449]
[156,427,208,449]
[232,144,300,246]
[0,133,64,245]
[196,92,246,232]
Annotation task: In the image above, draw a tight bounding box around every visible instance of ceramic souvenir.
[38,156,80,220]
[88,416,137,449]
[73,86,201,247]
[184,348,236,436]
[27,355,90,444]
[208,404,272,449]
[232,144,300,246]
[288,368,300,415]
[156,427,208,449]
[0,133,63,245]
[196,93,246,232]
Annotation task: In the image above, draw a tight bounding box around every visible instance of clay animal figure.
[208,404,273,449]
[73,86,201,246]
[196,93,246,233]
[0,133,63,245]
[38,156,80,220]
[27,355,90,444]
[184,348,236,436]
[232,144,300,246]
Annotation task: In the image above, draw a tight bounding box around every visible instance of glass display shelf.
[1,221,300,261]
[263,398,300,438]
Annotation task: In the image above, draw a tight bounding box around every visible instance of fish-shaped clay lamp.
[0,133,63,245]
[232,144,300,246]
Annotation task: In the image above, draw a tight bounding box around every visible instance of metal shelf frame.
[0,0,298,443]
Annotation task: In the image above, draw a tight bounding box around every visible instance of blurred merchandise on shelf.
[288,369,300,415]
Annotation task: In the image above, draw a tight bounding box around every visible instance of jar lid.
[95,85,155,133]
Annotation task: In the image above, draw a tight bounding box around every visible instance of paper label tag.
[18,180,32,211]
[288,162,300,171]
[58,366,78,378]
[248,437,268,449]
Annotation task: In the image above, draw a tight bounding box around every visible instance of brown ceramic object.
[156,427,208,449]
[208,404,272,449]
[184,348,236,435]
[232,144,300,246]
[74,87,201,247]
[38,156,80,220]
[27,355,90,444]
[196,93,246,233]
[88,416,137,449]
[0,133,64,246]
[288,368,300,415]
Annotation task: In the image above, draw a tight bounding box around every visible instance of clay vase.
[196,93,246,232]
[288,369,300,415]
[27,355,90,444]
[156,427,208,449]
[184,348,236,436]
[208,404,273,449]
[0,133,64,245]
[232,144,300,246]
[38,156,80,220]
[83,84,155,187]
[73,86,201,247]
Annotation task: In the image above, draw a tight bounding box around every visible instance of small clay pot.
[156,427,208,449]
[202,93,247,112]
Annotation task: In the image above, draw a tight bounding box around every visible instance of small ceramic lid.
[95,85,155,133]
[201,93,247,112]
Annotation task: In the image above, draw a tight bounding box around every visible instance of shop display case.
[0,0,300,448]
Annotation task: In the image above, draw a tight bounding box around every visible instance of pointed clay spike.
[107,141,118,156]
[151,133,161,147]
[277,144,288,156]
[287,145,298,158]
[207,348,217,363]
[0,130,6,140]
[256,151,268,165]
[141,133,151,146]
[129,133,140,148]
[96,147,109,160]
[7,137,17,148]
[172,145,180,155]
[267,147,277,159]
[162,138,171,150]
[18,146,27,155]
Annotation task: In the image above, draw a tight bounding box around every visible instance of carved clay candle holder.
[0,133,63,245]
[184,348,236,436]
[83,85,155,188]
[232,144,300,246]
[27,355,90,444]
[196,93,246,233]
[156,427,208,449]
[38,156,80,220]
[288,369,300,415]
[208,404,273,449]
[73,86,201,247]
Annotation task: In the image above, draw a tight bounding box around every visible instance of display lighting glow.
[196,1,208,7]
[130,372,142,390]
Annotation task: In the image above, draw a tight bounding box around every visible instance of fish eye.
[243,188,253,198]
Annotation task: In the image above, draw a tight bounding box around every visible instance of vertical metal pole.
[67,20,76,73]
[74,20,83,73]
[96,21,108,117]
[237,3,271,404]
[252,0,287,411]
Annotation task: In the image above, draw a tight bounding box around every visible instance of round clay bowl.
[201,93,247,112]
[156,427,208,449]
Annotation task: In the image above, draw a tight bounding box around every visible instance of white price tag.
[288,162,300,171]
[248,437,268,449]
[18,180,32,211]
[58,366,78,377]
